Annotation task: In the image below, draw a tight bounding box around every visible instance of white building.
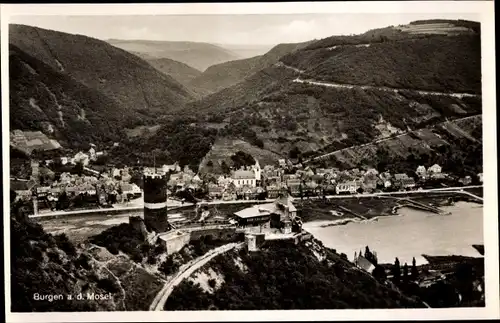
[428,164,442,174]
[74,151,90,166]
[89,147,96,161]
[336,181,360,194]
[250,160,262,182]
[232,170,256,188]
[416,165,427,178]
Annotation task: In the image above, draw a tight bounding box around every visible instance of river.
[302,201,483,266]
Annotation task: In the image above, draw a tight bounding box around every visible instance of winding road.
[149,242,244,311]
[276,62,480,99]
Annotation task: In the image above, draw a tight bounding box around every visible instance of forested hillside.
[10,45,125,149]
[10,24,194,129]
[165,240,425,310]
[172,20,482,172]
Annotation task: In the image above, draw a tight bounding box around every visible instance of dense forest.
[282,35,481,94]
[165,240,424,310]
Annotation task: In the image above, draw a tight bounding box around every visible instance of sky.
[8,13,480,46]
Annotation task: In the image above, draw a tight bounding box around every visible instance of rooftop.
[232,170,255,179]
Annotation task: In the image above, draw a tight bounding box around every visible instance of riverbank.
[298,191,482,224]
[302,201,483,266]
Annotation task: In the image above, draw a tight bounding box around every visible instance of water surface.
[303,201,483,265]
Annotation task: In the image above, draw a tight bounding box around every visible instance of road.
[301,114,480,164]
[30,185,483,219]
[315,185,483,201]
[275,63,481,164]
[149,242,243,311]
[276,62,479,98]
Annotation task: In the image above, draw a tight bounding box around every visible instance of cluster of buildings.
[44,144,106,167]
[206,161,264,200]
[12,160,141,209]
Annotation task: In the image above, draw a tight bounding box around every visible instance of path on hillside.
[276,62,480,99]
[150,242,244,311]
[302,114,481,164]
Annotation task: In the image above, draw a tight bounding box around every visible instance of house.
[395,177,416,190]
[217,175,232,188]
[361,176,378,193]
[207,184,223,199]
[286,178,302,196]
[121,183,142,198]
[233,194,297,233]
[364,168,379,177]
[459,176,472,186]
[278,159,287,168]
[232,170,256,188]
[89,147,97,161]
[428,164,442,175]
[238,186,257,200]
[416,166,427,179]
[303,167,315,178]
[283,174,298,182]
[336,181,360,194]
[111,168,122,178]
[311,174,325,184]
[379,171,392,181]
[222,190,237,201]
[162,162,181,173]
[267,185,287,199]
[354,254,376,274]
[74,151,90,166]
[394,173,409,181]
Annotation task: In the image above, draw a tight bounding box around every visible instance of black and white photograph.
[2,2,498,322]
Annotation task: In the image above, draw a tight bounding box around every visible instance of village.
[11,142,484,214]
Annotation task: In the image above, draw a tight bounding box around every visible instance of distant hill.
[9,24,195,149]
[135,55,202,86]
[214,43,274,59]
[107,39,241,71]
[189,41,312,94]
[130,53,211,98]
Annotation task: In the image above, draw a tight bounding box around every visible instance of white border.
[2,1,498,322]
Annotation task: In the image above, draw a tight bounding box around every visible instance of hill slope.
[189,41,312,94]
[173,20,481,171]
[10,24,194,130]
[107,39,240,71]
[165,239,425,310]
[9,45,126,149]
[138,56,202,86]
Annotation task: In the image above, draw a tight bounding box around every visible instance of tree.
[289,146,301,160]
[411,257,418,280]
[393,258,401,284]
[403,263,409,283]
[364,246,372,260]
[72,162,84,176]
[221,161,230,174]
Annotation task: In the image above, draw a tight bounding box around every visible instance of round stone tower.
[143,172,171,233]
